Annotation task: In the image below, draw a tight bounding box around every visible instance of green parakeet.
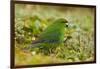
[25,18,69,55]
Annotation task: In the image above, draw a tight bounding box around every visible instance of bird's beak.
[65,23,68,27]
[66,22,76,28]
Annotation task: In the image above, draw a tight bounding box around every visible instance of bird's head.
[54,18,69,28]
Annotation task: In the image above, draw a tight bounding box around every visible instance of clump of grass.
[15,47,66,65]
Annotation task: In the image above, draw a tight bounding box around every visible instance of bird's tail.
[22,43,42,52]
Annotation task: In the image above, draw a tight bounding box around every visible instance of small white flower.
[31,51,36,55]
[32,37,35,40]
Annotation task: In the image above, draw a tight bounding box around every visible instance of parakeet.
[25,18,69,55]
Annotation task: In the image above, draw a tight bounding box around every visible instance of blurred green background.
[15,4,95,65]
